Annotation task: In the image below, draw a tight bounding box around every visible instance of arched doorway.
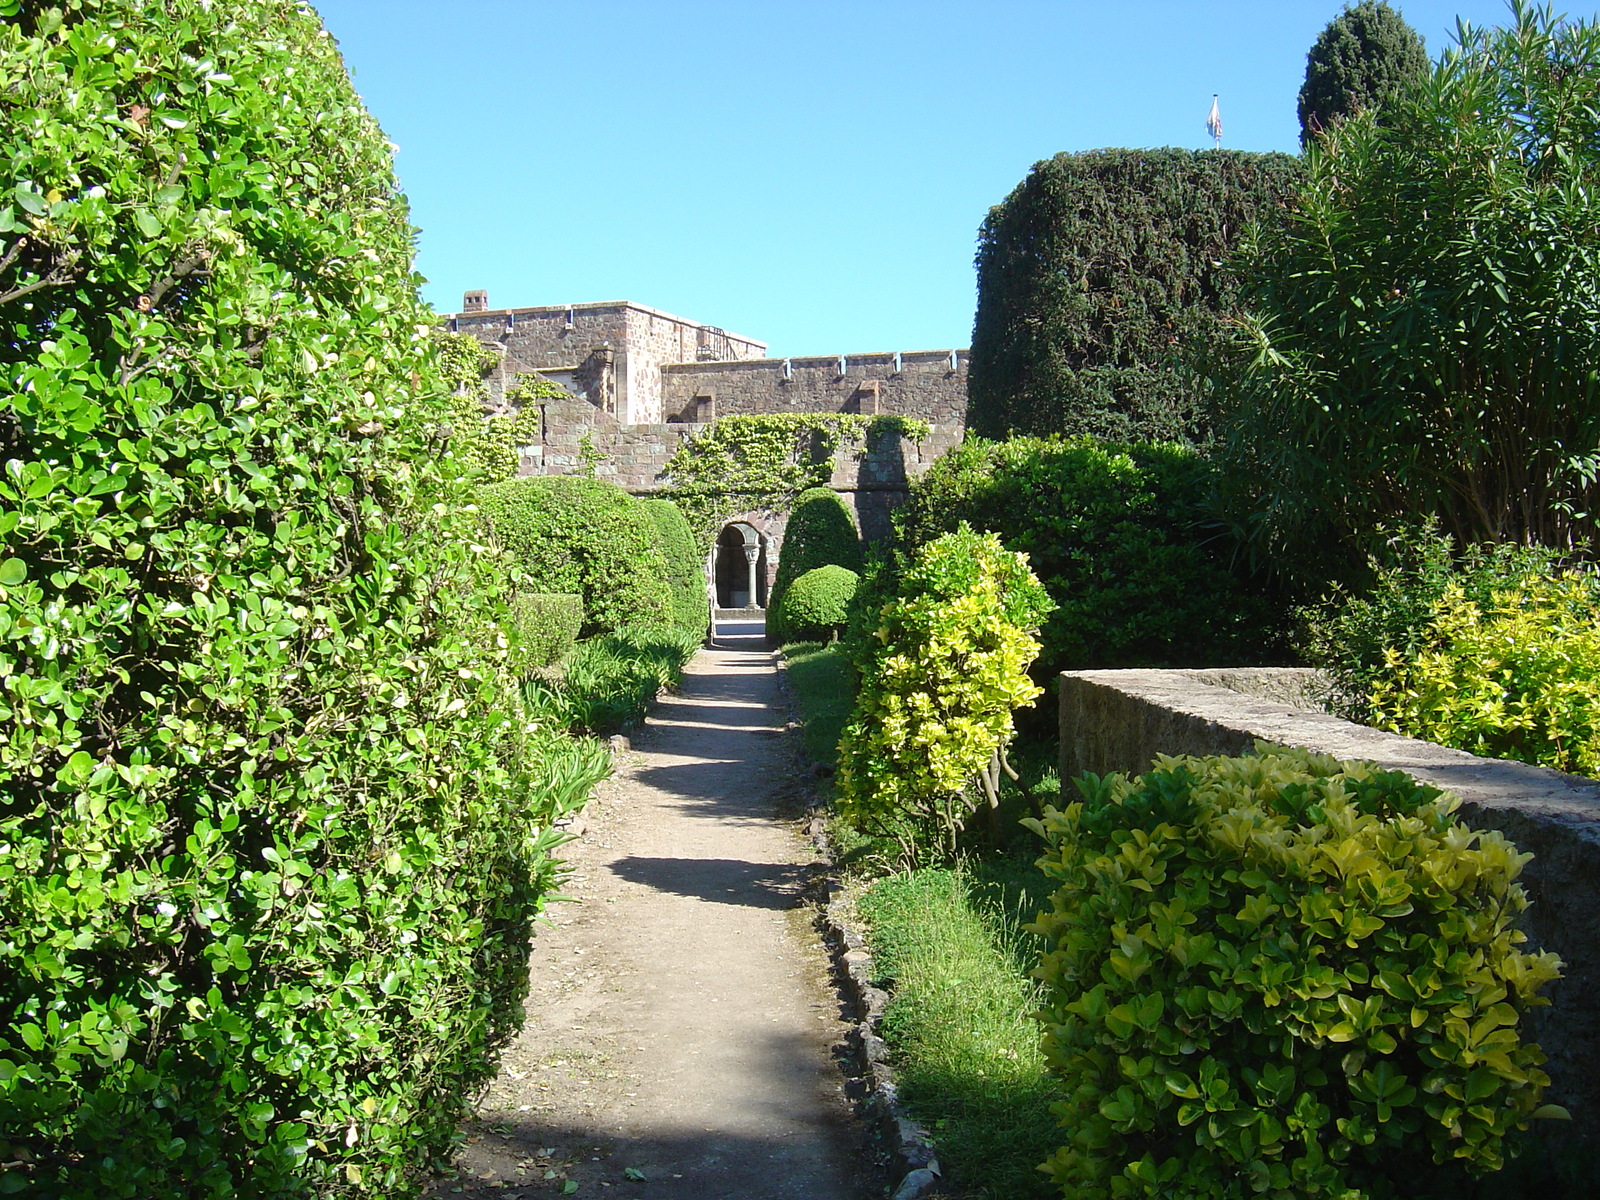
[713,522,768,610]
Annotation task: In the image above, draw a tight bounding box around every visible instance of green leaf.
[132,208,161,237]
[0,558,27,585]
[12,184,44,215]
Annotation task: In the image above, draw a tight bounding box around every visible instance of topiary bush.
[769,486,863,615]
[1028,747,1564,1200]
[0,2,588,1195]
[478,475,672,636]
[770,564,858,644]
[1369,572,1600,778]
[837,526,1054,863]
[969,148,1303,443]
[895,437,1291,677]
[1298,0,1428,144]
[641,497,709,639]
[512,593,583,668]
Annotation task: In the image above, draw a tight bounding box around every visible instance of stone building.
[445,293,968,610]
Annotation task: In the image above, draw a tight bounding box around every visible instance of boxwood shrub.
[0,2,589,1196]
[641,497,709,638]
[1028,747,1564,1200]
[769,564,858,643]
[478,475,672,636]
[511,593,583,668]
[895,437,1290,676]
[769,486,862,615]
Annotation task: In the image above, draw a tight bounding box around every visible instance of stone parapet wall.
[662,349,967,426]
[1059,668,1600,1146]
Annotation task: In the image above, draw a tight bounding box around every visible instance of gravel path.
[430,622,877,1200]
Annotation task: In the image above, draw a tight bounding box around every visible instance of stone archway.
[712,521,769,610]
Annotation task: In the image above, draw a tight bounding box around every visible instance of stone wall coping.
[662,349,967,375]
[443,298,766,350]
[1062,669,1600,837]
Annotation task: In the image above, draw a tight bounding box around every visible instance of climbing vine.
[434,328,567,483]
[661,412,929,542]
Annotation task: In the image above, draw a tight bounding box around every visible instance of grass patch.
[857,855,1061,1200]
[781,639,852,767]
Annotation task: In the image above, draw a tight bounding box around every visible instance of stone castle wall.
[448,300,766,424]
[661,349,967,427]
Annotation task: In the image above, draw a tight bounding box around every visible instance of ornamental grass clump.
[1028,747,1564,1200]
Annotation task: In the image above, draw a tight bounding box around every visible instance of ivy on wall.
[434,329,568,483]
[661,413,929,542]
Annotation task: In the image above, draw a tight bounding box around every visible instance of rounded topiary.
[1028,747,1563,1200]
[770,564,859,643]
[0,1,563,1194]
[478,476,673,636]
[641,497,709,638]
[1299,0,1428,144]
[769,487,863,615]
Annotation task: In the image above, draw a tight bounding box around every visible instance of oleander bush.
[1028,747,1564,1200]
[769,564,858,643]
[0,1,597,1195]
[768,486,862,615]
[478,475,672,636]
[1369,573,1600,778]
[837,526,1054,863]
[512,593,583,668]
[641,497,709,638]
[895,437,1291,676]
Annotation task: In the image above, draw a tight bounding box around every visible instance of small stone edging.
[773,655,944,1200]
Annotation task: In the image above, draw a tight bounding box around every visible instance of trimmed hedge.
[969,148,1302,443]
[0,3,581,1196]
[478,476,672,636]
[641,497,709,638]
[769,487,862,615]
[1029,747,1562,1198]
[770,565,858,643]
[895,437,1290,677]
[512,593,583,667]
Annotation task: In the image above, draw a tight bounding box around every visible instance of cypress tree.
[1298,0,1428,143]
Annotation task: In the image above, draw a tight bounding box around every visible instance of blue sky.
[315,1,1548,357]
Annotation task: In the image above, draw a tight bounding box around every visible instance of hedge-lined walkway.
[431,622,874,1199]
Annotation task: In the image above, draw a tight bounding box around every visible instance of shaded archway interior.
[714,522,769,610]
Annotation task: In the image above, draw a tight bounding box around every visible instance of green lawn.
[857,858,1062,1200]
[781,640,852,767]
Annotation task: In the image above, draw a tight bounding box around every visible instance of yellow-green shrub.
[836,526,1053,861]
[1028,747,1564,1200]
[1369,574,1600,778]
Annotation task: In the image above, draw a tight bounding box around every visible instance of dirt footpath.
[431,623,877,1200]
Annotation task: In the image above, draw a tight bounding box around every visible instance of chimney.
[462,289,488,313]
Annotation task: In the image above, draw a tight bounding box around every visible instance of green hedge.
[641,497,709,638]
[0,2,581,1195]
[770,564,858,643]
[1029,748,1562,1199]
[895,438,1290,677]
[770,487,863,615]
[969,148,1302,443]
[478,476,672,636]
[512,593,583,667]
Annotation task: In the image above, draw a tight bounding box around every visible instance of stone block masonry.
[1060,668,1600,1158]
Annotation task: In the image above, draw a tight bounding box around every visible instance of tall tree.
[1299,0,1429,143]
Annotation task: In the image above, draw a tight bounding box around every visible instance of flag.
[1206,94,1222,144]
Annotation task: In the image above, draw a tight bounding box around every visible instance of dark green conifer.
[1299,0,1429,143]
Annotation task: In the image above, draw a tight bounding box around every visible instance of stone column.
[742,544,760,610]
